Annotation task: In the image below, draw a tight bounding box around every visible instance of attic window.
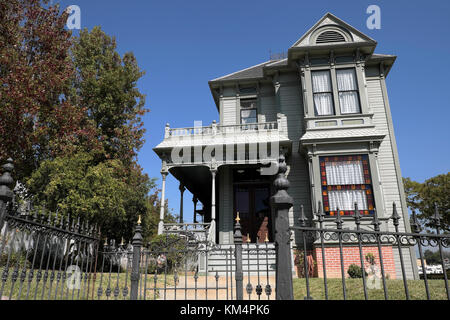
[316,31,346,44]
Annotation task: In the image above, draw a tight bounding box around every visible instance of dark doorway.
[234,184,272,243]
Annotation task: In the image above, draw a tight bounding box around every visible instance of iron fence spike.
[433,203,442,226]
[391,202,400,227]
[371,208,381,231]
[354,202,361,224]
[299,204,306,227]
[335,207,343,229]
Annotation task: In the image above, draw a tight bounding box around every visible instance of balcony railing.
[164,121,280,139]
[162,222,210,242]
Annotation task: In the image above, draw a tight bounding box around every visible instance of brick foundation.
[313,246,396,279]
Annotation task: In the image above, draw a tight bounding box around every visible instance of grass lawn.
[2,267,448,300]
[293,277,449,300]
[0,269,177,300]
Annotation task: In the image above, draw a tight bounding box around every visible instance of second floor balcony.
[155,119,289,152]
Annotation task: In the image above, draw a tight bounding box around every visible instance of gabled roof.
[210,13,381,86]
[291,12,377,48]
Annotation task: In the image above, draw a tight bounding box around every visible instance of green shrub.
[347,264,367,278]
[146,234,192,273]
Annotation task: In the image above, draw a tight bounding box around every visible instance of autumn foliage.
[0,0,168,241]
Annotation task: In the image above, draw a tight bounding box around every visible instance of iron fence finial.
[299,204,306,227]
[0,158,14,203]
[433,203,442,228]
[410,210,421,233]
[371,208,381,231]
[354,202,361,225]
[335,207,343,229]
[391,202,400,227]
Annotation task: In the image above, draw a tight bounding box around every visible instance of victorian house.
[153,13,417,279]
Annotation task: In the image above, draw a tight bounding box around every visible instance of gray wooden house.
[154,13,417,279]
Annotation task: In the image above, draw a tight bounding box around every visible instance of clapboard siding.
[221,98,237,125]
[259,95,277,123]
[366,78,415,279]
[219,166,233,244]
[367,79,406,232]
[277,76,312,233]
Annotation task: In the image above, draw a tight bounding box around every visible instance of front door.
[234,184,271,243]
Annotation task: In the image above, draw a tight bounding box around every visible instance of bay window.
[320,155,375,216]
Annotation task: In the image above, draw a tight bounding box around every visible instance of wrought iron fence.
[0,201,101,300]
[0,158,278,301]
[292,201,450,300]
[114,215,276,301]
[3,155,448,301]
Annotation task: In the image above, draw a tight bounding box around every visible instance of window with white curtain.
[320,155,375,216]
[240,98,257,130]
[312,70,334,116]
[336,68,361,114]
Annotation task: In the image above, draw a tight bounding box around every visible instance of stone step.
[206,244,276,274]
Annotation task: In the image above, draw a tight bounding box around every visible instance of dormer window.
[312,70,335,116]
[336,68,361,114]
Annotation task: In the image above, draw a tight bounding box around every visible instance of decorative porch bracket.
[270,154,294,300]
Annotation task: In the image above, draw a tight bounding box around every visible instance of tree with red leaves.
[0,0,99,181]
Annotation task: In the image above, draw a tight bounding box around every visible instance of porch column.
[158,171,168,235]
[193,196,198,223]
[179,183,185,223]
[209,168,217,244]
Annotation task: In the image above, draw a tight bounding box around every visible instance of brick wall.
[313,246,396,279]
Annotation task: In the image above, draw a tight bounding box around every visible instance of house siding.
[259,84,277,123]
[221,98,237,125]
[218,166,233,244]
[367,79,404,228]
[367,77,415,279]
[277,74,312,237]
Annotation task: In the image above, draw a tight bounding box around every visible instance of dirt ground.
[148,275,276,300]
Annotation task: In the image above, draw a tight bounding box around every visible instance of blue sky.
[57,0,450,222]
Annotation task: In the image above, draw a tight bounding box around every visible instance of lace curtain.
[312,70,334,116]
[328,190,368,211]
[336,69,360,114]
[325,159,367,210]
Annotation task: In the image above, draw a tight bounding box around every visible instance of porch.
[153,120,291,245]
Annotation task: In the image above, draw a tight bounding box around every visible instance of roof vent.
[316,31,346,44]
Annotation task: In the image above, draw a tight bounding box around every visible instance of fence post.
[270,154,294,300]
[130,215,143,300]
[0,158,14,232]
[234,212,244,300]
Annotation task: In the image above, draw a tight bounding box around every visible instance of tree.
[1,1,162,243]
[69,26,148,165]
[143,191,177,243]
[0,0,98,181]
[25,152,141,239]
[403,173,450,231]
